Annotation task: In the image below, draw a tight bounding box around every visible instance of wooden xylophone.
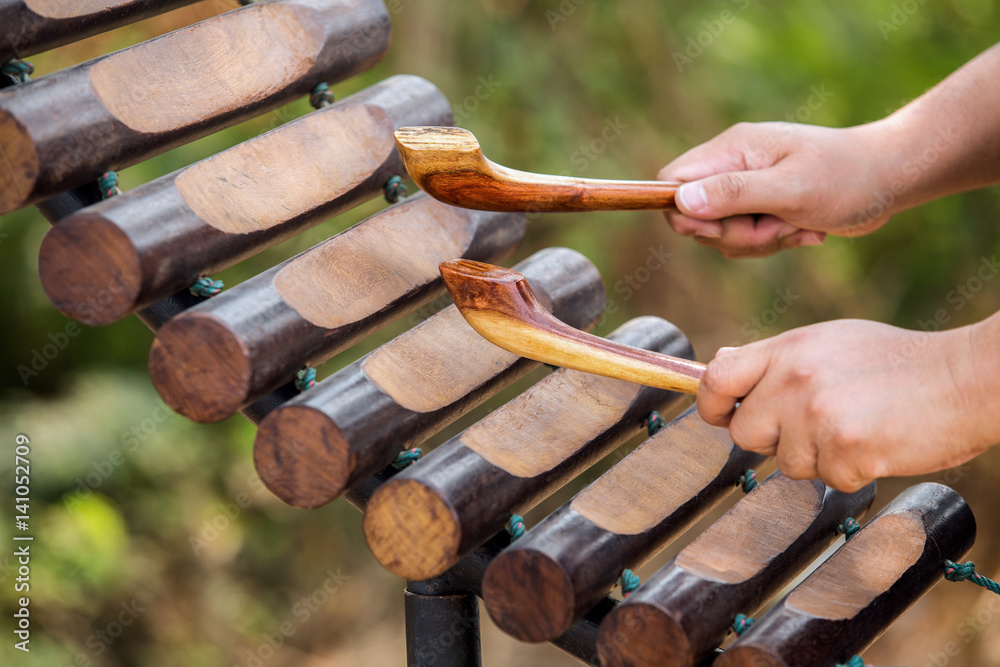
[1,1,981,665]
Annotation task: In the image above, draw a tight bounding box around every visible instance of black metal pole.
[405,575,482,667]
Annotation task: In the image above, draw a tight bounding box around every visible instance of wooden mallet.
[394,126,680,212]
[439,259,705,394]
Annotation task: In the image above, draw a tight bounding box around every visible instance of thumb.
[696,341,773,426]
[676,168,793,220]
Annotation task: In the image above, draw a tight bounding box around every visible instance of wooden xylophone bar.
[4,3,985,664]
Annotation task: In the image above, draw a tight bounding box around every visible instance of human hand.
[696,319,992,491]
[658,121,904,258]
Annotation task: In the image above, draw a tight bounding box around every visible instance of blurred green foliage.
[2,0,1000,665]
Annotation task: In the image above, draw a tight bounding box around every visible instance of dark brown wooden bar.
[253,247,607,509]
[0,0,391,215]
[716,482,976,667]
[479,406,767,644]
[0,0,201,61]
[596,473,877,667]
[38,75,452,325]
[148,194,524,423]
[362,316,695,582]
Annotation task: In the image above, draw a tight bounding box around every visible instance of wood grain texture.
[596,474,876,667]
[717,483,976,667]
[273,200,471,328]
[480,406,765,643]
[441,259,705,394]
[0,0,391,215]
[149,195,524,423]
[252,247,607,508]
[362,307,521,413]
[570,409,733,535]
[0,0,199,61]
[461,373,642,478]
[90,3,322,133]
[362,316,695,582]
[176,105,394,235]
[39,75,452,325]
[394,126,680,212]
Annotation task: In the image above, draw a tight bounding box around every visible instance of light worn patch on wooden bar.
[460,372,643,478]
[89,3,323,133]
[363,307,521,413]
[786,511,925,620]
[175,105,393,234]
[274,198,471,328]
[571,413,732,534]
[26,0,135,19]
[676,476,824,583]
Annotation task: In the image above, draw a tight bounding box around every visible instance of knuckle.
[715,172,748,205]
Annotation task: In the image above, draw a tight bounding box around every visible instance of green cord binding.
[617,569,640,597]
[391,448,423,469]
[294,366,317,391]
[945,560,1000,596]
[730,614,755,637]
[309,82,334,109]
[646,411,666,436]
[506,514,525,540]
[384,175,407,203]
[98,171,121,199]
[739,469,758,493]
[836,656,867,667]
[189,277,223,298]
[3,58,33,83]
[837,517,861,540]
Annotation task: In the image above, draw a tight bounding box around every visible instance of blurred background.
[2,0,1000,665]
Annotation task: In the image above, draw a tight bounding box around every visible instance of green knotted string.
[294,366,316,391]
[739,469,758,493]
[391,448,423,469]
[730,614,755,637]
[945,560,1000,596]
[506,514,525,540]
[309,82,334,109]
[189,277,223,297]
[3,58,33,83]
[617,569,640,597]
[98,171,121,199]
[837,517,862,540]
[646,411,666,436]
[384,175,407,203]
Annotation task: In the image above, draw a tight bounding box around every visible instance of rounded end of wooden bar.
[38,214,142,325]
[363,478,462,580]
[597,602,692,667]
[149,313,251,423]
[712,646,787,667]
[253,405,350,508]
[482,548,576,643]
[0,109,38,215]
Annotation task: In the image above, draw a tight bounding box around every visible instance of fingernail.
[678,182,707,214]
[799,232,825,247]
[694,227,722,239]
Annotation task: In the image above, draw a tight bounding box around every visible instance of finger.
[775,429,820,480]
[816,442,875,493]
[727,392,781,454]
[815,444,873,493]
[663,210,723,238]
[676,167,802,222]
[779,228,827,250]
[691,216,792,258]
[696,342,773,426]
